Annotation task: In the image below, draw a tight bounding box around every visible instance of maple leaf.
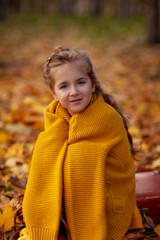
[0,205,14,232]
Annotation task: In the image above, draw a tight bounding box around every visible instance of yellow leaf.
[154,224,160,236]
[0,195,10,210]
[142,142,148,151]
[0,131,12,143]
[5,143,25,158]
[155,144,160,153]
[23,96,44,113]
[151,158,160,169]
[0,205,14,232]
[129,126,139,137]
[133,137,141,145]
[137,104,146,113]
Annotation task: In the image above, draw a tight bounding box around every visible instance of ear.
[92,82,96,93]
[51,89,58,100]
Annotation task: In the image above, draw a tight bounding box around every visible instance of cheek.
[57,92,68,104]
[61,95,67,102]
[85,83,94,95]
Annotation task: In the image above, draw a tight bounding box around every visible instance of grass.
[0,13,146,39]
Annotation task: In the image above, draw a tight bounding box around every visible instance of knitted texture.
[23,94,142,240]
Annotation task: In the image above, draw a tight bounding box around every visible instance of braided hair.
[43,46,137,157]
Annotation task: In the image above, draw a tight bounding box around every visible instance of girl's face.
[50,62,95,116]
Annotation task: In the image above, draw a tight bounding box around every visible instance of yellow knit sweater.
[23,94,142,240]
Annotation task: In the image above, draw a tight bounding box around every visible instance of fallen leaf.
[143,215,156,229]
[151,158,160,169]
[154,224,160,236]
[5,143,25,159]
[129,126,139,137]
[0,131,12,143]
[5,123,31,134]
[0,205,14,232]
[9,176,27,189]
[0,195,10,210]
[124,230,146,239]
[5,157,23,168]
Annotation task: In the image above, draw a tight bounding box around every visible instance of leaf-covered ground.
[0,14,160,239]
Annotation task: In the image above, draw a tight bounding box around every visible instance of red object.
[136,171,160,224]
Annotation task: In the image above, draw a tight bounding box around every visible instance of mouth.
[70,98,82,103]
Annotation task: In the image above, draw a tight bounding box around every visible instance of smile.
[70,98,82,103]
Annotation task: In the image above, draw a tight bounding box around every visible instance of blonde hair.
[43,46,137,156]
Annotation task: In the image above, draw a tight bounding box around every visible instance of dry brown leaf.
[143,215,156,229]
[124,230,146,239]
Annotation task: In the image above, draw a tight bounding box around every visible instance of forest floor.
[0,14,160,239]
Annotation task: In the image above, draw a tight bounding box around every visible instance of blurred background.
[0,0,160,238]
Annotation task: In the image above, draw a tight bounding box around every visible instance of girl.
[21,47,143,240]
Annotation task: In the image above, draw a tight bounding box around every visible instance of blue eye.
[78,80,85,85]
[60,85,67,89]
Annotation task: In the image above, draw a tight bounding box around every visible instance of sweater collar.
[44,94,98,129]
[44,100,70,129]
[44,93,114,144]
[68,94,109,144]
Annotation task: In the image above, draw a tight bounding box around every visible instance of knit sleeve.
[23,116,69,240]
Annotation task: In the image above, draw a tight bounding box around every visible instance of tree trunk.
[9,0,21,13]
[116,0,129,18]
[89,0,105,16]
[148,0,160,44]
[20,0,33,13]
[43,0,58,13]
[0,0,8,20]
[129,0,138,16]
[58,0,76,15]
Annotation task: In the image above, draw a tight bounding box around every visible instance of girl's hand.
[17,236,29,240]
[17,227,29,240]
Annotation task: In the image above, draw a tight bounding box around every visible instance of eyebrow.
[77,77,88,80]
[58,81,68,86]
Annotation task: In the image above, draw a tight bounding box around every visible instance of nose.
[70,85,79,96]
